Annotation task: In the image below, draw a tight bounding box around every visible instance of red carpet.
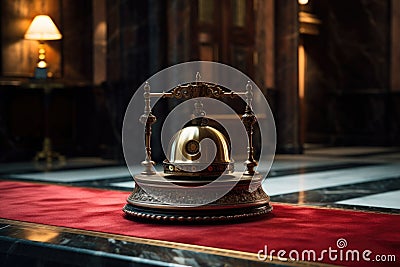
[0,180,398,266]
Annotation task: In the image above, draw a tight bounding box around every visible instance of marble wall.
[304,0,394,145]
[2,0,398,163]
[104,0,399,154]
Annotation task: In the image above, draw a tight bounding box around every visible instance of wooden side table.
[23,81,67,169]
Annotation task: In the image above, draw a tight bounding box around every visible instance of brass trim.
[128,198,270,211]
[299,12,321,24]
[273,201,400,215]
[123,203,273,222]
[299,12,321,35]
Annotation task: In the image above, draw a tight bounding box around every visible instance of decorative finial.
[193,72,206,117]
[196,72,201,82]
[245,81,253,109]
[142,81,151,117]
[242,81,257,175]
[193,100,206,117]
[144,81,150,91]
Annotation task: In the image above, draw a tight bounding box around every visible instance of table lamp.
[24,15,62,79]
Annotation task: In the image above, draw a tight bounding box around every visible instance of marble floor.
[1,146,399,266]
[3,146,399,213]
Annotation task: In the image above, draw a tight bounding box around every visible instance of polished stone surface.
[336,189,400,210]
[8,165,131,182]
[0,219,298,267]
[264,164,400,196]
[0,157,118,175]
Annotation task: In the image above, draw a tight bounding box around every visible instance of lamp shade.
[24,15,62,40]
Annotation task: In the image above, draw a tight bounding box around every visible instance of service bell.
[123,79,272,223]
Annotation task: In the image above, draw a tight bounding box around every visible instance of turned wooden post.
[241,81,258,175]
[140,82,157,175]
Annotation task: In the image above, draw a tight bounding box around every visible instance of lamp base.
[34,137,66,169]
[34,67,47,79]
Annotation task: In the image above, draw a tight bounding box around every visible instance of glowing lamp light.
[24,15,62,78]
[25,15,62,40]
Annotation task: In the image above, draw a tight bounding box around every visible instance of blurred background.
[0,0,399,168]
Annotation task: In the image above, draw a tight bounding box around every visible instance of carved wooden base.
[123,172,272,223]
[123,203,272,223]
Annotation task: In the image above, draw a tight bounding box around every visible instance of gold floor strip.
[0,218,340,267]
[273,201,400,215]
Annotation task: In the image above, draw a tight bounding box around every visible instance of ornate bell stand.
[123,75,272,223]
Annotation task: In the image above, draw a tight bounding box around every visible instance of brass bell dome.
[163,125,234,176]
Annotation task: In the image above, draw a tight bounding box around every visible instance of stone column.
[275,0,302,153]
[167,0,194,65]
[391,0,400,92]
[254,0,274,93]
